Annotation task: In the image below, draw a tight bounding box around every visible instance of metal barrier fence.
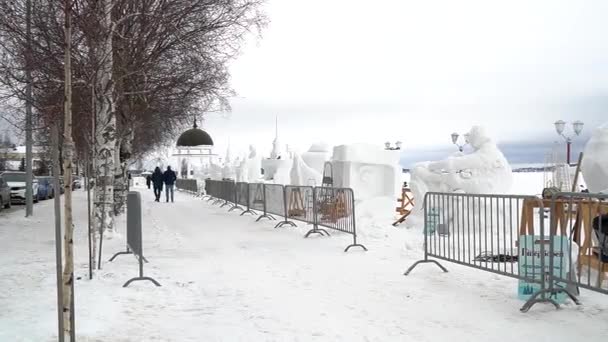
[109,191,161,287]
[176,179,198,195]
[248,183,274,221]
[219,180,235,209]
[532,192,608,306]
[203,180,363,252]
[404,192,586,312]
[236,182,256,216]
[264,184,296,228]
[285,186,314,225]
[311,187,367,252]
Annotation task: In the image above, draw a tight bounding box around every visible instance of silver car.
[0,172,39,204]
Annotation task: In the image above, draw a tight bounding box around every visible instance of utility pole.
[25,0,34,217]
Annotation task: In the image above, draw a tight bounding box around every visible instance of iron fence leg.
[404,260,448,275]
[109,249,132,262]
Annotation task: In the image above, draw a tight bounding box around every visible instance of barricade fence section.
[285,186,314,225]
[220,180,236,208]
[546,192,608,300]
[249,183,267,215]
[201,180,364,252]
[264,184,296,228]
[312,187,366,252]
[405,192,586,312]
[109,191,161,288]
[176,179,198,195]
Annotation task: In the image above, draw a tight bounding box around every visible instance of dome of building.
[176,122,214,147]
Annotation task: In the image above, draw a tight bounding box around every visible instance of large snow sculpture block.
[331,143,401,201]
[290,154,323,186]
[582,123,608,193]
[407,126,512,228]
[302,143,332,174]
[262,159,292,183]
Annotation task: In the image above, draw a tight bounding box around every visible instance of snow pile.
[290,153,322,186]
[582,123,608,193]
[408,126,512,228]
[355,196,397,239]
[301,142,332,174]
[331,143,401,201]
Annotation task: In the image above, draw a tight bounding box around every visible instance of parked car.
[37,176,55,200]
[0,177,11,209]
[0,171,39,204]
[73,176,82,190]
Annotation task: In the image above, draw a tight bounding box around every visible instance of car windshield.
[1,173,26,182]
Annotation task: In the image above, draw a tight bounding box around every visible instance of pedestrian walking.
[146,174,152,189]
[163,166,177,203]
[151,167,164,202]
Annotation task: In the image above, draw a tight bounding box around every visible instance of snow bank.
[582,123,608,193]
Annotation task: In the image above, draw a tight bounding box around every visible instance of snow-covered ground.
[1,173,608,341]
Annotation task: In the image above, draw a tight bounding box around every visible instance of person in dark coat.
[151,167,164,202]
[163,166,177,203]
[146,174,152,189]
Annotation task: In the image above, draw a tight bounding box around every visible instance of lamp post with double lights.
[451,132,469,152]
[554,120,584,165]
[385,141,403,151]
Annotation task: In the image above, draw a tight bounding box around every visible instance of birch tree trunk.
[94,0,117,237]
[113,132,132,216]
[62,1,75,340]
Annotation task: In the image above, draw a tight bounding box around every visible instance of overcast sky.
[203,0,607,165]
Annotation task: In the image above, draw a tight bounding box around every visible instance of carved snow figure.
[407,126,512,228]
[582,123,608,193]
[290,153,323,186]
[246,145,262,182]
[302,142,332,174]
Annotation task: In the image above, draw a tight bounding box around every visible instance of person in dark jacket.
[151,167,164,202]
[146,175,152,189]
[163,166,177,203]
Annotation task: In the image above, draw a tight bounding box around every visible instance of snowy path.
[1,188,608,341]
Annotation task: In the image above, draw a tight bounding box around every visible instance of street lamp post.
[385,141,402,151]
[554,120,584,165]
[451,132,469,152]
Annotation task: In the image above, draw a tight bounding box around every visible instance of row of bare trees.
[0,0,265,339]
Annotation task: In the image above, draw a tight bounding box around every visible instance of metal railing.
[285,185,314,225]
[531,192,608,305]
[203,180,364,252]
[404,192,571,312]
[175,179,198,195]
[264,184,296,228]
[311,187,367,252]
[109,191,161,287]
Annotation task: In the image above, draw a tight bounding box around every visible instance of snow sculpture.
[221,146,236,180]
[331,143,401,201]
[582,123,608,193]
[290,153,323,186]
[302,142,332,174]
[209,160,223,180]
[407,126,512,227]
[237,155,248,182]
[245,145,262,182]
[262,158,292,183]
